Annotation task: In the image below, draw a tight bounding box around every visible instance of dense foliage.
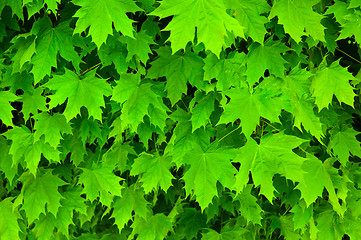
[0,0,361,239]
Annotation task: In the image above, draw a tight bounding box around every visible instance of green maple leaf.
[310,60,357,110]
[349,0,361,8]
[0,90,18,126]
[233,185,263,225]
[34,113,72,148]
[182,144,237,210]
[244,40,289,86]
[151,0,244,56]
[328,128,361,165]
[44,68,112,122]
[4,126,60,175]
[111,186,150,232]
[147,47,205,105]
[130,153,174,193]
[9,34,36,73]
[225,0,270,43]
[269,0,325,42]
[129,214,173,240]
[233,132,307,201]
[98,35,128,74]
[0,198,21,240]
[121,30,154,64]
[338,9,361,44]
[111,73,140,104]
[290,200,313,230]
[219,83,282,137]
[202,229,248,240]
[60,131,86,166]
[296,157,344,216]
[0,137,18,183]
[44,0,61,12]
[203,51,247,91]
[32,213,56,240]
[72,0,141,48]
[118,83,168,132]
[30,17,82,83]
[78,163,123,206]
[20,88,47,121]
[15,171,66,224]
[190,92,216,132]
[291,97,323,140]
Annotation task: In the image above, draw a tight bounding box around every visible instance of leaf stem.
[81,62,102,76]
[336,47,361,65]
[218,125,241,143]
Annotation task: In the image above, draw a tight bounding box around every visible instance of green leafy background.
[0,0,361,239]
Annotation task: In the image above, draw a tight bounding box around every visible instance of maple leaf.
[203,51,247,91]
[116,82,168,132]
[0,137,18,183]
[202,229,248,240]
[290,201,313,230]
[296,157,344,216]
[44,0,60,12]
[244,40,289,86]
[78,163,123,206]
[98,35,128,74]
[34,112,72,148]
[190,92,216,132]
[328,128,361,165]
[111,186,150,232]
[349,0,361,8]
[233,185,263,225]
[151,0,244,56]
[32,213,56,240]
[15,171,66,224]
[269,0,325,42]
[0,90,18,126]
[0,198,21,240]
[310,60,357,110]
[56,187,87,237]
[128,214,173,240]
[30,17,82,83]
[43,68,112,122]
[337,9,361,44]
[219,83,282,137]
[147,46,205,105]
[20,88,47,121]
[233,132,308,201]
[72,0,141,48]
[181,143,237,210]
[225,0,270,43]
[4,126,60,175]
[59,131,86,166]
[9,34,36,73]
[130,153,174,193]
[121,30,154,64]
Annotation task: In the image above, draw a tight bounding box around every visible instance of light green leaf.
[234,185,263,225]
[16,171,66,224]
[129,213,173,240]
[130,153,174,193]
[20,88,47,121]
[310,60,357,110]
[78,163,123,206]
[269,0,325,42]
[121,30,154,64]
[182,144,237,210]
[328,128,361,165]
[44,69,112,122]
[72,0,141,48]
[0,91,18,126]
[0,198,21,240]
[34,113,72,148]
[151,0,244,56]
[147,46,205,105]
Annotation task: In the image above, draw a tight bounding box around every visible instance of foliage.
[0,0,361,239]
